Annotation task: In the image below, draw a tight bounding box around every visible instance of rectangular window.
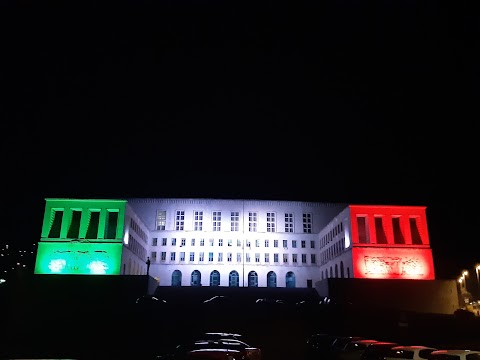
[161,252,166,261]
[375,217,388,244]
[265,253,269,263]
[162,238,167,246]
[255,253,260,263]
[237,239,242,247]
[392,217,405,244]
[189,252,195,261]
[302,254,307,263]
[311,254,316,264]
[218,253,223,262]
[181,238,186,246]
[200,239,204,246]
[357,216,368,244]
[301,240,306,248]
[194,211,203,231]
[274,253,279,263]
[310,240,315,249]
[293,254,298,263]
[171,238,176,246]
[249,212,257,232]
[170,252,176,261]
[231,211,239,231]
[410,217,423,245]
[208,252,213,262]
[283,254,288,263]
[283,240,288,248]
[180,252,185,262]
[152,238,158,246]
[265,240,269,247]
[246,254,251,262]
[199,252,204,262]
[67,210,82,239]
[303,213,312,233]
[156,210,166,230]
[105,211,119,239]
[48,209,64,238]
[209,239,214,246]
[228,239,232,246]
[285,213,294,233]
[213,211,221,231]
[266,212,276,232]
[292,240,297,248]
[175,211,185,231]
[227,253,232,262]
[237,253,242,262]
[255,239,260,247]
[151,251,157,261]
[219,239,223,246]
[191,239,195,246]
[85,211,100,239]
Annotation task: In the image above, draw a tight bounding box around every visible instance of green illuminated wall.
[34,242,123,275]
[35,198,127,275]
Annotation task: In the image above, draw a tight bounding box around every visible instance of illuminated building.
[34,198,435,287]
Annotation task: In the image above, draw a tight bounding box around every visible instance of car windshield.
[391,350,415,359]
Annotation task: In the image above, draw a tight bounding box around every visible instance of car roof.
[431,350,480,355]
[204,332,242,337]
[392,346,437,350]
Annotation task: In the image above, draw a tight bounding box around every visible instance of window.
[303,213,312,233]
[228,239,232,246]
[265,253,269,263]
[180,252,185,262]
[266,212,276,232]
[194,211,203,231]
[246,254,251,262]
[213,211,221,231]
[292,240,297,248]
[249,212,257,232]
[227,253,232,262]
[161,252,166,261]
[274,240,278,248]
[181,238,186,246]
[175,211,185,231]
[265,240,269,247]
[191,239,195,246]
[237,239,242,247]
[283,254,288,263]
[170,252,176,261]
[152,238,158,246]
[274,253,279,263]
[156,210,166,230]
[190,252,195,261]
[285,213,294,232]
[293,254,298,263]
[218,253,223,262]
[283,240,288,248]
[311,254,316,264]
[151,251,157,261]
[219,239,223,246]
[199,252,204,262]
[208,252,213,262]
[255,253,260,263]
[171,238,176,246]
[162,238,167,246]
[209,239,214,246]
[301,240,306,248]
[200,239,204,246]
[255,239,260,247]
[301,254,306,263]
[310,240,315,249]
[231,211,239,231]
[246,240,251,248]
[237,253,242,262]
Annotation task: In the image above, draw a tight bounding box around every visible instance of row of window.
[156,210,313,233]
[152,238,317,249]
[150,251,317,264]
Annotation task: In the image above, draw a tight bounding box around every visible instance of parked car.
[359,341,400,360]
[331,336,366,353]
[385,345,437,360]
[337,339,380,360]
[158,338,262,360]
[428,350,480,360]
[306,332,337,358]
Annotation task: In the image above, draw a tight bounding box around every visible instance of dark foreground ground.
[1,275,479,360]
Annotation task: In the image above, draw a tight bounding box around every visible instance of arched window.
[335,264,339,278]
[330,266,333,278]
[267,271,277,287]
[340,261,345,278]
[172,270,182,286]
[248,271,258,287]
[286,271,295,288]
[191,270,201,286]
[229,271,239,287]
[210,270,220,286]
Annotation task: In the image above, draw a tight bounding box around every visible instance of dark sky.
[1,0,478,279]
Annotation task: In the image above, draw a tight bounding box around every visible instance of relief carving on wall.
[364,256,423,276]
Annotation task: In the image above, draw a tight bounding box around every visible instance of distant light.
[0,279,6,285]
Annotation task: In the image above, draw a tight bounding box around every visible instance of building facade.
[34,198,435,288]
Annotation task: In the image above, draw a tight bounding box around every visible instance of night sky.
[1,0,478,280]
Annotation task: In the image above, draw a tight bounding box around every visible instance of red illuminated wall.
[349,205,435,280]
